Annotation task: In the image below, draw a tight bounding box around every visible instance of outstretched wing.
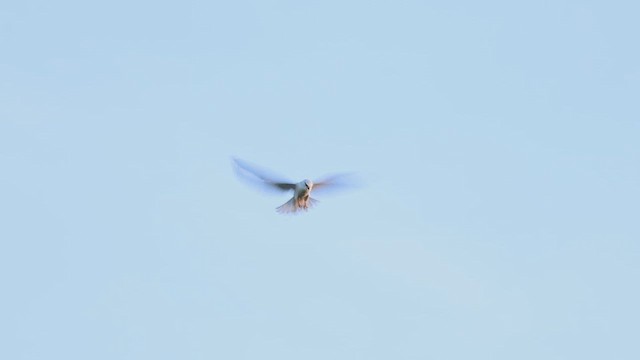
[312,173,360,195]
[232,158,296,192]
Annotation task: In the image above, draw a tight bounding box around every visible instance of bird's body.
[276,179,316,214]
[232,158,354,214]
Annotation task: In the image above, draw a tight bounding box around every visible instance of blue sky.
[1,1,639,359]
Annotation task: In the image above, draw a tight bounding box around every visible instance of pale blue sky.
[1,1,639,359]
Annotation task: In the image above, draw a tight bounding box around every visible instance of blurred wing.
[232,158,295,192]
[312,173,360,195]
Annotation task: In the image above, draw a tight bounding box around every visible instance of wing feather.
[312,173,359,194]
[232,158,295,192]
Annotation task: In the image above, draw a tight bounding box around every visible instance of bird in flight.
[232,157,356,214]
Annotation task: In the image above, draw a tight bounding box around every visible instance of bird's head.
[303,179,313,190]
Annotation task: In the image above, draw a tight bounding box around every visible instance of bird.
[232,157,355,214]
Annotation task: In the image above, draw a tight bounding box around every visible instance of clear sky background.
[1,1,639,359]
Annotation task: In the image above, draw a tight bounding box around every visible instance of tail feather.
[276,197,319,214]
[276,197,298,214]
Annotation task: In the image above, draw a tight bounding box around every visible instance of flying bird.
[232,158,356,214]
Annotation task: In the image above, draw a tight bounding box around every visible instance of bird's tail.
[276,197,298,214]
[276,197,319,214]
